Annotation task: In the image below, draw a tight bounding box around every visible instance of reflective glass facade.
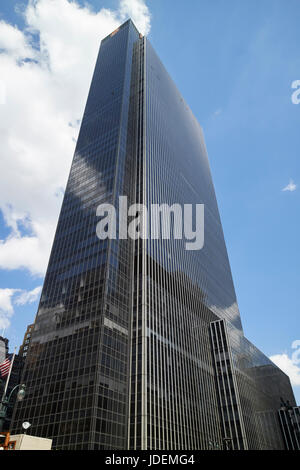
[12,20,296,450]
[12,20,140,450]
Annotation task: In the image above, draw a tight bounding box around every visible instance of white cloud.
[15,286,42,306]
[0,0,151,277]
[0,20,35,59]
[282,179,297,192]
[0,233,51,277]
[120,0,151,35]
[0,288,20,330]
[0,286,42,330]
[270,349,300,387]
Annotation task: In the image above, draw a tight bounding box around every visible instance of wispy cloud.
[0,289,19,330]
[0,286,42,329]
[270,340,300,387]
[213,108,222,116]
[15,286,42,306]
[282,179,297,192]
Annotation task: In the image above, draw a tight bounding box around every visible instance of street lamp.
[0,384,26,432]
[22,421,31,434]
[16,386,26,402]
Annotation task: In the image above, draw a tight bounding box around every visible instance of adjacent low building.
[279,404,300,450]
[6,434,52,450]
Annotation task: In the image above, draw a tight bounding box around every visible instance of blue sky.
[0,0,299,403]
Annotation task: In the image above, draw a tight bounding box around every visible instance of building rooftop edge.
[101,18,142,44]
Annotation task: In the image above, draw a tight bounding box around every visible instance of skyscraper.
[12,19,296,450]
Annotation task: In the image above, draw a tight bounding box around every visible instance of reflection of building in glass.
[11,20,296,449]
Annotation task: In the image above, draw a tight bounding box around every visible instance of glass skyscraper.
[12,19,296,450]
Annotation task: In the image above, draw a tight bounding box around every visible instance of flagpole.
[1,347,16,403]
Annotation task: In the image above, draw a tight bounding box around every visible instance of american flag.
[0,358,11,378]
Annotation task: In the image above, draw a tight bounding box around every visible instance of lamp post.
[0,384,26,432]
